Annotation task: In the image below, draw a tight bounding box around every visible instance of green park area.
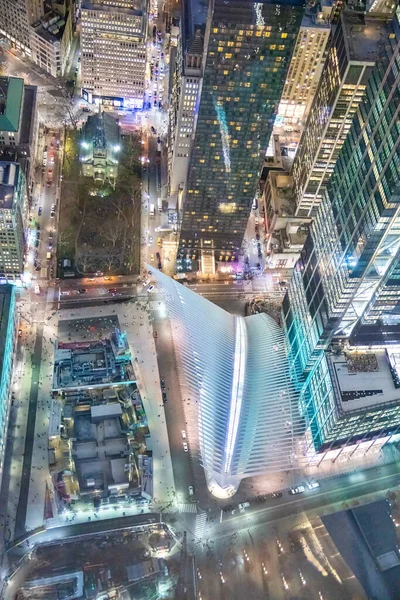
[58,129,142,276]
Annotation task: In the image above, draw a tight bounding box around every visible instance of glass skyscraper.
[283,12,400,453]
[178,0,304,264]
[291,12,381,218]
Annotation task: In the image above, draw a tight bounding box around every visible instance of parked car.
[182,441,188,452]
[181,430,187,439]
[290,485,305,495]
[306,481,320,490]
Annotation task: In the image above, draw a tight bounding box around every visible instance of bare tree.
[56,98,79,130]
[57,230,72,250]
[76,251,94,274]
[103,221,123,248]
[103,254,119,272]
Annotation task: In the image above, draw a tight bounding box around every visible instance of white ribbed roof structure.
[151,269,304,497]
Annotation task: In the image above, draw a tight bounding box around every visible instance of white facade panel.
[152,268,304,497]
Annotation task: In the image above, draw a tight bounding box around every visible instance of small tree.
[103,221,123,248]
[76,251,94,274]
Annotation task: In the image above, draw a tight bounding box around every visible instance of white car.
[290,485,305,495]
[188,485,194,496]
[306,481,320,490]
[238,502,250,513]
[34,284,40,294]
[181,430,186,439]
[182,441,188,453]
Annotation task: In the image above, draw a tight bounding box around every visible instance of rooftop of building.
[80,111,120,165]
[0,285,14,392]
[328,346,400,413]
[213,0,304,26]
[182,0,207,54]
[126,558,161,582]
[31,11,67,43]
[19,85,37,146]
[151,266,305,496]
[267,172,296,216]
[52,317,134,391]
[0,162,20,210]
[187,27,204,55]
[342,12,389,62]
[73,406,131,492]
[81,0,144,17]
[0,78,23,133]
[322,500,400,600]
[302,1,333,28]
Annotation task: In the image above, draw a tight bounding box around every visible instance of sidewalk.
[25,311,59,533]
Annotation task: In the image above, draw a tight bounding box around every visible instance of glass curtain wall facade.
[0,285,17,487]
[283,13,400,452]
[178,0,304,263]
[291,13,382,218]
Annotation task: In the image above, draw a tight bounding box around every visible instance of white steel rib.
[151,268,305,497]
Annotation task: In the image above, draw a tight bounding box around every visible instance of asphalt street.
[152,303,202,517]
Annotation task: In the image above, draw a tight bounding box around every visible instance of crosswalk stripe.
[195,512,207,540]
[178,502,197,514]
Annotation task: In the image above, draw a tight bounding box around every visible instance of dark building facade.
[178,0,304,264]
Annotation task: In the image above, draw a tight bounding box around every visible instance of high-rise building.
[177,0,304,266]
[291,12,385,218]
[81,0,147,108]
[283,12,400,454]
[0,77,39,191]
[0,162,28,281]
[0,0,73,78]
[29,9,73,78]
[0,0,42,55]
[151,267,303,497]
[0,285,17,489]
[277,2,332,128]
[168,24,205,214]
